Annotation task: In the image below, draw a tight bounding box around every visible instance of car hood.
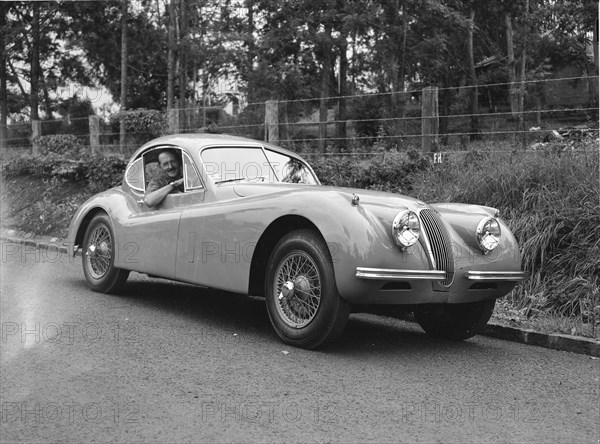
[232,182,427,211]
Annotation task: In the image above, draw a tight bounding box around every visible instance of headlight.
[392,210,420,249]
[476,217,501,253]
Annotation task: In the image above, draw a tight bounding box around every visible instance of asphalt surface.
[1,246,599,443]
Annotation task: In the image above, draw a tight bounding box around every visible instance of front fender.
[67,187,137,252]
[296,193,433,303]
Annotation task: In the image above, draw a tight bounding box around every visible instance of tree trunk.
[167,0,176,110]
[318,31,332,154]
[41,73,53,119]
[7,58,27,98]
[179,0,187,130]
[120,0,128,153]
[399,3,409,125]
[505,13,518,119]
[594,21,599,72]
[30,3,40,121]
[337,31,348,152]
[468,8,479,139]
[389,0,401,137]
[245,0,255,103]
[518,0,530,141]
[0,3,8,150]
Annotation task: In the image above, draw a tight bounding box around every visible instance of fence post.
[32,120,41,155]
[168,108,179,134]
[265,100,279,143]
[119,118,126,154]
[421,86,439,153]
[0,123,6,151]
[89,115,100,155]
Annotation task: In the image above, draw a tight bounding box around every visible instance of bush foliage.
[2,152,127,193]
[32,134,82,155]
[311,149,430,193]
[111,108,166,138]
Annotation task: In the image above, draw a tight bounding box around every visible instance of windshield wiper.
[216,176,265,184]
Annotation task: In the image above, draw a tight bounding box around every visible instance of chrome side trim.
[466,271,529,281]
[356,267,446,280]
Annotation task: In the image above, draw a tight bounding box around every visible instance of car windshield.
[200,146,317,184]
[264,149,318,185]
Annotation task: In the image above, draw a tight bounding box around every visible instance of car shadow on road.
[83,276,494,356]
[329,313,490,356]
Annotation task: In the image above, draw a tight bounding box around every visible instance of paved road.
[1,245,598,443]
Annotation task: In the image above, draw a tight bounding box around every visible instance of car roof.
[133,133,303,161]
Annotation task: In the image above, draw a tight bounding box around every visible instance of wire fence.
[1,75,598,158]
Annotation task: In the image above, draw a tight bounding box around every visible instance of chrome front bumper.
[355,267,446,280]
[356,267,529,282]
[465,271,529,281]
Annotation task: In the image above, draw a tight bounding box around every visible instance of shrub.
[32,134,82,155]
[110,108,166,144]
[348,95,384,139]
[2,152,127,192]
[311,149,430,193]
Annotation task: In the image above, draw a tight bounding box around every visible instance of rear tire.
[415,299,496,340]
[265,229,350,349]
[82,214,129,294]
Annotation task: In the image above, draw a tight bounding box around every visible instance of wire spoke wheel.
[85,224,113,279]
[265,229,350,349]
[82,214,129,294]
[274,250,322,328]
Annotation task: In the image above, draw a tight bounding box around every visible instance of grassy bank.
[2,136,598,338]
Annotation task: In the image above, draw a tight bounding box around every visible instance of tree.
[30,3,40,121]
[0,2,8,149]
[120,0,128,151]
[167,0,176,110]
[467,4,479,138]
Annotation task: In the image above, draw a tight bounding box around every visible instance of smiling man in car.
[144,148,185,207]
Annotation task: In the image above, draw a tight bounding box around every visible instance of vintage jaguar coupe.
[68,133,527,349]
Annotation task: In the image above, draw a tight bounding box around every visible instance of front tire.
[415,299,496,340]
[82,213,129,294]
[265,229,350,349]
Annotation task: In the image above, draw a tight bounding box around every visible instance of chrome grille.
[419,209,454,286]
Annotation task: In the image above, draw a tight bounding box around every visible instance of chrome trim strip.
[466,271,529,281]
[356,267,446,280]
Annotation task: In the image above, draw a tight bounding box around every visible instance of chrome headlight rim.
[392,210,420,249]
[476,217,501,253]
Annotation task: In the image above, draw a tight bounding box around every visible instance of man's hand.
[171,178,184,188]
[144,178,184,207]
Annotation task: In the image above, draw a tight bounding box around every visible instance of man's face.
[158,152,180,178]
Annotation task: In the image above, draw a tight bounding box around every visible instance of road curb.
[1,230,76,256]
[484,323,599,357]
[2,230,599,357]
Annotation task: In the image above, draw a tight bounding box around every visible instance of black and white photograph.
[1,0,598,442]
